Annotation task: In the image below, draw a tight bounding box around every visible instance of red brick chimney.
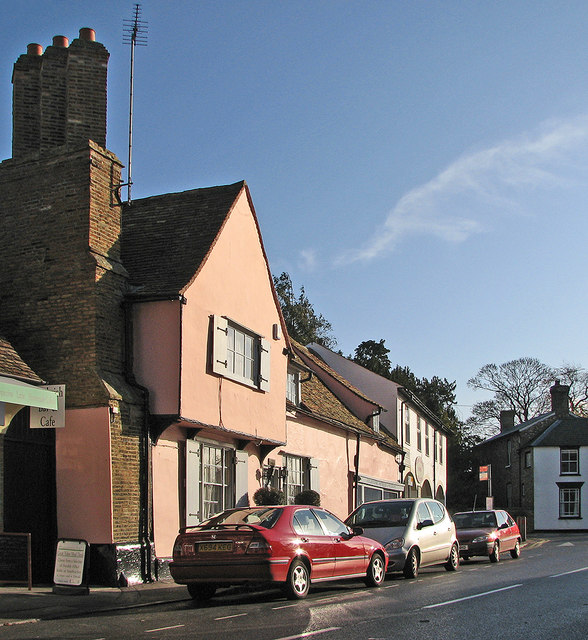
[550,381,570,418]
[11,28,108,157]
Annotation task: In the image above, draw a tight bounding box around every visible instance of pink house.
[122,182,290,561]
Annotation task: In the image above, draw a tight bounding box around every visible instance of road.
[3,534,587,639]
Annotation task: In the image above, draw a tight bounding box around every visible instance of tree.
[273,272,336,348]
[467,357,555,435]
[553,364,588,417]
[353,339,392,377]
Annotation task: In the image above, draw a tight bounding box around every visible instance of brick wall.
[12,30,108,157]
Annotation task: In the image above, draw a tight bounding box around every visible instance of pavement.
[0,534,559,628]
[0,579,191,627]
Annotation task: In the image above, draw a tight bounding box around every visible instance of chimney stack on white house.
[550,381,570,419]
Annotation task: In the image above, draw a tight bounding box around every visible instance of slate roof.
[121,181,245,297]
[531,415,588,447]
[0,335,43,382]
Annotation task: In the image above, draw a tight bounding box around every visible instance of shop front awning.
[0,376,59,430]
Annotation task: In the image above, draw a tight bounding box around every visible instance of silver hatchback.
[345,498,459,578]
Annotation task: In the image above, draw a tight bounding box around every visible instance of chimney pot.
[79,28,96,42]
[52,35,69,48]
[27,43,43,56]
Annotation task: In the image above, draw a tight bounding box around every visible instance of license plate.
[198,542,233,552]
[460,544,469,550]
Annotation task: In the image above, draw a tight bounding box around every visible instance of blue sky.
[2,1,588,418]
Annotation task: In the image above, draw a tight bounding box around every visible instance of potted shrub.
[253,487,286,505]
[294,490,321,506]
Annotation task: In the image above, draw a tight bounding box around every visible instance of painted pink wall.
[55,407,113,543]
[132,301,181,415]
[152,427,182,557]
[179,189,287,442]
[285,414,399,520]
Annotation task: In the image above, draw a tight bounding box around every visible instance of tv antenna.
[123,3,148,204]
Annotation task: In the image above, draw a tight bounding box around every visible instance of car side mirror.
[417,519,434,530]
[351,526,364,536]
[499,523,509,530]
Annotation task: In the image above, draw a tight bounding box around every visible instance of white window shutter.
[212,315,228,376]
[186,440,201,526]
[259,337,271,392]
[235,450,249,507]
[309,457,320,492]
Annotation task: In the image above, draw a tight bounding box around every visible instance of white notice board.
[53,539,88,587]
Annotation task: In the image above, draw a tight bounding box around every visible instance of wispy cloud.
[335,115,588,265]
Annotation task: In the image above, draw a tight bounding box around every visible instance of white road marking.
[145,624,185,632]
[422,583,523,608]
[275,628,341,640]
[550,566,588,578]
[214,612,249,620]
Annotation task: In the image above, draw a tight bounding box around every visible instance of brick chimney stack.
[499,409,515,432]
[550,381,570,418]
[11,28,109,157]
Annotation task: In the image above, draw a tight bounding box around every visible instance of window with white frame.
[558,483,582,518]
[282,454,320,504]
[286,368,300,405]
[425,422,430,456]
[439,435,444,464]
[560,448,579,475]
[404,407,411,445]
[186,440,238,525]
[357,482,401,505]
[211,315,270,391]
[284,455,308,504]
[416,417,422,451]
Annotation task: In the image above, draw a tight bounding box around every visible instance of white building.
[307,344,450,502]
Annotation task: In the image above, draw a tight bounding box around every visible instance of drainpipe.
[354,433,361,510]
[433,429,437,500]
[123,299,153,582]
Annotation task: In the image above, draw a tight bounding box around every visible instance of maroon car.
[170,505,388,600]
[453,510,521,563]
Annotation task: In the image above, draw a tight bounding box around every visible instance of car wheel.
[187,583,217,601]
[489,542,500,563]
[510,539,521,559]
[403,548,419,579]
[285,559,310,599]
[445,544,459,571]
[365,553,385,587]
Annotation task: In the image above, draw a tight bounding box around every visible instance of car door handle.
[300,537,309,543]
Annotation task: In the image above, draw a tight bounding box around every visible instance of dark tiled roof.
[294,342,382,407]
[532,415,588,447]
[0,335,43,382]
[121,182,245,296]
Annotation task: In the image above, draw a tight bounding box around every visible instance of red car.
[453,510,522,563]
[170,505,388,600]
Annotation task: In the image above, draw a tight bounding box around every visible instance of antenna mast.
[123,4,148,204]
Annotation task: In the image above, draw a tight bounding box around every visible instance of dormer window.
[370,412,380,433]
[286,368,301,405]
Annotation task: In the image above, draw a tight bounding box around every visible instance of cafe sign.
[30,384,65,429]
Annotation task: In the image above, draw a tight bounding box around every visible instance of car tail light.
[246,539,271,554]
